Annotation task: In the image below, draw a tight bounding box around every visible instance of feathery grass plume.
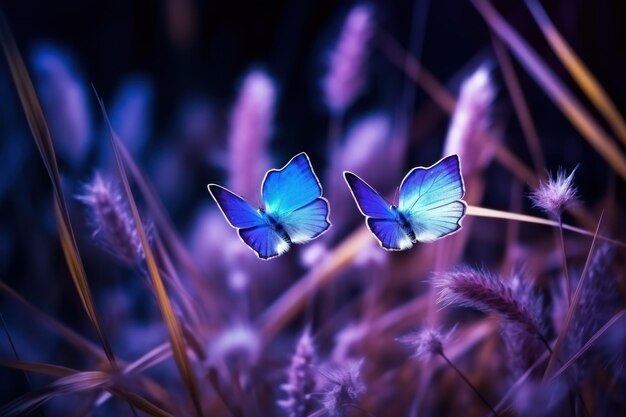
[502,275,547,376]
[77,173,144,266]
[442,66,495,176]
[322,4,374,114]
[317,360,366,417]
[530,168,579,218]
[278,328,317,417]
[208,325,260,376]
[567,243,619,379]
[227,69,276,200]
[30,43,92,168]
[432,267,549,350]
[397,326,453,363]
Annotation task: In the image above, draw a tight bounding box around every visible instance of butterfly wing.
[397,154,466,242]
[208,184,265,228]
[344,172,413,250]
[279,198,330,244]
[238,226,290,260]
[262,153,323,216]
[208,184,289,259]
[262,152,330,244]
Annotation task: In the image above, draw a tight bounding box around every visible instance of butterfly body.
[344,154,466,251]
[208,153,330,259]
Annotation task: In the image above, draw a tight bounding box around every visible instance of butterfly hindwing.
[262,153,323,216]
[398,155,466,241]
[367,218,413,250]
[279,198,330,244]
[238,226,290,260]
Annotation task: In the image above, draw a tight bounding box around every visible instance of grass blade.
[466,205,624,247]
[0,12,116,366]
[543,212,603,380]
[525,0,626,146]
[551,309,626,381]
[98,97,204,417]
[0,281,105,361]
[471,0,626,182]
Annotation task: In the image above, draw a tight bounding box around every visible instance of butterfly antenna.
[256,188,263,209]
[393,186,400,206]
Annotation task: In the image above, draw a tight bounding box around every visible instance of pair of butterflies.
[207,153,467,260]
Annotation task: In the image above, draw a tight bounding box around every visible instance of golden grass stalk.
[471,0,626,182]
[0,12,117,366]
[0,361,175,417]
[525,0,626,146]
[98,98,204,417]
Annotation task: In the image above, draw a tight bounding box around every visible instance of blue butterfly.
[208,153,331,260]
[344,154,466,250]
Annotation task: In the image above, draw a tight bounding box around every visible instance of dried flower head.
[397,326,454,363]
[77,173,144,266]
[319,360,366,417]
[530,167,579,217]
[278,329,318,417]
[323,5,374,114]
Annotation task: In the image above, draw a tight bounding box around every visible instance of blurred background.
[1,0,626,415]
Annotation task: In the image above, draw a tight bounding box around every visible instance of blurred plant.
[322,4,374,115]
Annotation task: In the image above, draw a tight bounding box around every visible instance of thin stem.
[439,351,499,417]
[558,216,571,304]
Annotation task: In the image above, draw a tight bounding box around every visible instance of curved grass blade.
[525,0,626,146]
[543,213,603,380]
[471,0,626,182]
[0,281,105,361]
[466,206,624,247]
[551,308,626,381]
[97,96,204,417]
[0,12,116,366]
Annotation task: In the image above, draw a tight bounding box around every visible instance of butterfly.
[344,154,466,251]
[208,153,331,260]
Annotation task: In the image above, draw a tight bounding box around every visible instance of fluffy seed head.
[397,326,454,363]
[530,168,579,217]
[319,360,366,417]
[77,173,144,266]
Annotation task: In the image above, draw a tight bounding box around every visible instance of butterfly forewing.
[343,172,393,219]
[398,155,466,242]
[207,184,265,228]
[262,153,323,216]
[398,155,464,213]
